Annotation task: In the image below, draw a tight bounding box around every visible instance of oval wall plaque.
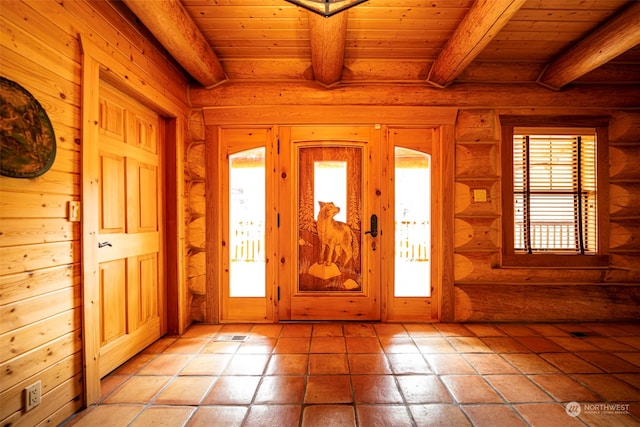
[1,76,56,178]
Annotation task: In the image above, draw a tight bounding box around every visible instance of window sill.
[500,254,609,269]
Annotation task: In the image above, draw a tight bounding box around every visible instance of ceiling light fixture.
[286,0,368,18]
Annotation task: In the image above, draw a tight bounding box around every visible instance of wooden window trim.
[500,116,610,268]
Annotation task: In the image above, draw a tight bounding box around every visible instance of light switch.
[68,201,81,222]
[473,189,487,202]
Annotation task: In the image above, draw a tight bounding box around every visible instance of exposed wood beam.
[308,11,348,85]
[123,0,226,87]
[190,82,640,110]
[538,2,640,90]
[426,0,527,88]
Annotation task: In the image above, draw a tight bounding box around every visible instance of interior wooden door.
[95,82,164,377]
[278,126,381,320]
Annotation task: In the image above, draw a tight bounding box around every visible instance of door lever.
[98,241,112,248]
[364,214,378,237]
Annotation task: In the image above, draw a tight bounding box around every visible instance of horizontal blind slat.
[513,131,597,254]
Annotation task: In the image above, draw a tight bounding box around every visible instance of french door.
[219,125,438,322]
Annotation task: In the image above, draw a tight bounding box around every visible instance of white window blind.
[513,129,597,254]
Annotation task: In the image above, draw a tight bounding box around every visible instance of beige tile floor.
[63,322,640,426]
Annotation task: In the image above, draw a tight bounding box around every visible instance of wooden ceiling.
[123,0,640,90]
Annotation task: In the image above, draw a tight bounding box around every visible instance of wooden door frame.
[203,106,457,324]
[80,35,187,405]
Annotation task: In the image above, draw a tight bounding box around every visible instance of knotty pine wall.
[0,1,190,425]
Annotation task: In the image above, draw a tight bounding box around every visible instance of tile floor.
[63,322,640,426]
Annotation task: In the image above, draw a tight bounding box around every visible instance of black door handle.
[364,214,378,237]
[98,241,112,248]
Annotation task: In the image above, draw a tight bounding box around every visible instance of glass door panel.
[229,147,265,297]
[394,147,431,297]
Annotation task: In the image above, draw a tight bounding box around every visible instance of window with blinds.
[512,128,597,254]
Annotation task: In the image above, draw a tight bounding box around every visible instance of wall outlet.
[25,381,41,411]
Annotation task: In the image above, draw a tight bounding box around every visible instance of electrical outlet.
[25,381,41,411]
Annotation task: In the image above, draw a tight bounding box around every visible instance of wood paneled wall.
[0,1,189,425]
[454,109,640,322]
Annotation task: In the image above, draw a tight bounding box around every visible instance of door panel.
[385,128,439,322]
[279,126,381,321]
[100,259,126,345]
[100,154,125,233]
[96,82,163,377]
[220,128,275,322]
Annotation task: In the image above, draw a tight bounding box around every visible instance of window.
[501,118,608,267]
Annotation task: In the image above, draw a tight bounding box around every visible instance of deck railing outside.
[515,221,577,251]
[231,220,430,263]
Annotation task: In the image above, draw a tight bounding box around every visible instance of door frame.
[204,106,457,324]
[80,36,187,405]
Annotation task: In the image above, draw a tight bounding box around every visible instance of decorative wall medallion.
[1,76,56,178]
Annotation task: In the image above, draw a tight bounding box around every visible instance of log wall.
[453,109,640,322]
[186,110,208,322]
[0,1,189,425]
[189,82,639,324]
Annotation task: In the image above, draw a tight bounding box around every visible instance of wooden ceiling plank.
[537,1,640,90]
[308,11,348,85]
[426,0,527,88]
[123,0,226,87]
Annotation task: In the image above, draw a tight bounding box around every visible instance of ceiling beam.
[123,0,226,87]
[426,0,527,88]
[537,2,640,90]
[308,11,348,85]
[190,81,640,110]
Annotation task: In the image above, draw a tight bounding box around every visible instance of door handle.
[364,214,378,237]
[98,241,112,248]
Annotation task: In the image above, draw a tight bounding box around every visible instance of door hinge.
[277,138,280,154]
[277,286,280,301]
[277,213,280,227]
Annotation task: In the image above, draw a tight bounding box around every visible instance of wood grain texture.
[123,0,226,86]
[427,0,528,87]
[455,284,640,322]
[538,2,640,89]
[308,11,348,85]
[191,82,640,108]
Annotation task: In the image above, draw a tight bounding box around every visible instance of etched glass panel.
[298,146,362,292]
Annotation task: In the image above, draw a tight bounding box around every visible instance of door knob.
[364,214,378,238]
[98,241,112,248]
